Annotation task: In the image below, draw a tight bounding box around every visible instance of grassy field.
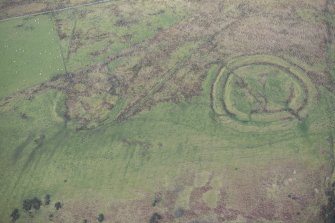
[0,0,334,223]
[0,15,64,99]
[0,66,333,222]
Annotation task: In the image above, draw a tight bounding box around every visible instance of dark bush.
[31,197,42,210]
[55,202,62,210]
[44,194,51,205]
[98,213,105,222]
[10,209,20,222]
[22,197,42,212]
[22,199,32,212]
[149,213,162,223]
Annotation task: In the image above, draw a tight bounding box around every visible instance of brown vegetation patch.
[0,0,331,127]
[0,0,97,19]
[38,158,333,223]
[52,199,99,223]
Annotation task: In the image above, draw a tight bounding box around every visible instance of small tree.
[22,199,32,212]
[44,194,51,205]
[31,197,42,210]
[149,213,162,223]
[10,209,20,222]
[98,213,105,222]
[55,202,62,210]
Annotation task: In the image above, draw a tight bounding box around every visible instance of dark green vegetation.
[150,213,163,223]
[97,213,104,222]
[0,0,334,222]
[54,202,62,210]
[9,194,103,222]
[10,209,19,222]
[22,197,42,211]
[10,195,48,221]
[44,194,51,205]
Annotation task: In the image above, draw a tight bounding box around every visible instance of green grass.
[0,61,333,222]
[230,85,253,115]
[54,1,188,72]
[0,15,64,99]
[229,65,304,114]
[0,2,334,222]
